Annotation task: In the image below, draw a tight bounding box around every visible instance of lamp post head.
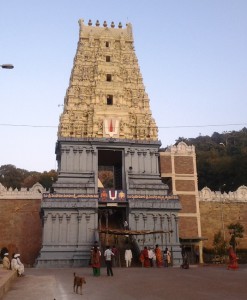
[1,64,14,69]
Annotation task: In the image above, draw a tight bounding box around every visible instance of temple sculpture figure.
[37,19,182,267]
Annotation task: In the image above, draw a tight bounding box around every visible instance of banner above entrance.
[99,189,126,202]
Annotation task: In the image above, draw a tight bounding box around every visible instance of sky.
[1,0,246,172]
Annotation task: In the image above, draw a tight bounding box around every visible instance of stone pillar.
[43,214,49,244]
[160,215,165,246]
[143,151,147,173]
[167,216,171,244]
[85,214,91,242]
[58,214,63,243]
[137,150,142,173]
[134,214,139,231]
[154,151,159,174]
[51,214,57,243]
[78,148,83,172]
[174,216,179,243]
[77,214,83,246]
[66,214,71,243]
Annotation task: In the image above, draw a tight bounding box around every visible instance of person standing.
[125,247,133,267]
[148,247,155,267]
[2,253,10,270]
[124,220,128,230]
[181,246,189,269]
[143,246,150,268]
[155,244,163,267]
[227,246,239,270]
[104,246,114,276]
[139,249,145,267]
[163,247,171,267]
[112,245,119,267]
[91,246,101,276]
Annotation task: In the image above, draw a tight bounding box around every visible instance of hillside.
[176,128,247,191]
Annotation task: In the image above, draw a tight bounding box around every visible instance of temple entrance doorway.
[98,206,128,247]
[98,149,124,190]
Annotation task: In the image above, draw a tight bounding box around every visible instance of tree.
[39,170,58,190]
[0,164,58,191]
[213,231,227,256]
[22,173,40,189]
[227,222,244,251]
[0,164,28,190]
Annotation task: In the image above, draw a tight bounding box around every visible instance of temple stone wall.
[36,196,98,267]
[128,198,182,265]
[0,183,44,266]
[199,186,247,250]
[1,183,247,265]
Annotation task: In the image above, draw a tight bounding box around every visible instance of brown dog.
[73,272,86,295]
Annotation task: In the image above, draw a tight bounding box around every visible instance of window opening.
[106,56,111,62]
[107,95,113,105]
[106,74,112,82]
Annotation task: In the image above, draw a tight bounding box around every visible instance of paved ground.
[2,265,247,300]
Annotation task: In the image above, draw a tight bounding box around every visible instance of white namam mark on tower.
[109,190,117,201]
[104,118,120,137]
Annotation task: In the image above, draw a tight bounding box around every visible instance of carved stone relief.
[58,20,158,141]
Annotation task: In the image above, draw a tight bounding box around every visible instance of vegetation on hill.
[176,127,247,192]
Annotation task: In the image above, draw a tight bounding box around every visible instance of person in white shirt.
[148,247,156,267]
[16,254,25,275]
[125,247,133,267]
[104,246,114,276]
[11,253,24,276]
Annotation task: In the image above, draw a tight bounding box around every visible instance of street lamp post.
[0,64,14,69]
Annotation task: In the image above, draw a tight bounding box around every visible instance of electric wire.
[0,123,246,129]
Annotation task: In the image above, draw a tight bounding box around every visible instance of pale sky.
[1,0,246,172]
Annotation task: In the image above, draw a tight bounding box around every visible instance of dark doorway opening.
[98,206,128,249]
[98,149,123,189]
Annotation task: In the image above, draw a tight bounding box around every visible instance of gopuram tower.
[37,19,182,267]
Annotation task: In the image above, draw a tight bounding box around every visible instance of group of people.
[90,242,135,277]
[139,245,171,268]
[90,243,116,277]
[2,252,25,276]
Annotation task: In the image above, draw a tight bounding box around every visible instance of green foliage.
[227,223,244,238]
[0,164,28,190]
[0,164,57,190]
[180,128,247,191]
[227,222,244,251]
[39,170,58,190]
[213,231,227,256]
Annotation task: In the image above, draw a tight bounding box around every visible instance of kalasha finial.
[88,19,92,26]
[111,21,115,28]
[103,21,107,27]
[118,22,122,28]
[96,20,100,26]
